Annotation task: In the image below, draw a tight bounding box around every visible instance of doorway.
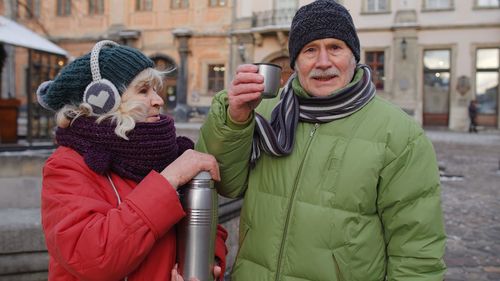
[151,55,178,113]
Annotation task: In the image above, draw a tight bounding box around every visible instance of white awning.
[0,16,67,56]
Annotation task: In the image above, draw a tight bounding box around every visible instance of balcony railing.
[252,8,296,28]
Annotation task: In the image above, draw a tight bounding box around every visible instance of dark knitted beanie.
[38,43,154,111]
[288,0,360,69]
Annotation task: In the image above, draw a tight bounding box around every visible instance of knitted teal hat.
[37,42,154,112]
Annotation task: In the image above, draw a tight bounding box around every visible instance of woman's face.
[121,81,164,123]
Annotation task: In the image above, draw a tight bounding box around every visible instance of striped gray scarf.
[251,64,376,164]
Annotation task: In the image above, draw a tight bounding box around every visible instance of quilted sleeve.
[195,90,255,198]
[41,152,185,280]
[377,131,447,281]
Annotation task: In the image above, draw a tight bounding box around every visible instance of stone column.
[172,28,192,122]
[392,10,420,122]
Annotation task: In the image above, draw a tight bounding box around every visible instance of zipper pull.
[310,123,320,137]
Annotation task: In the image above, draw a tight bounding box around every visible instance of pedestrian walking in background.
[36,40,227,281]
[468,99,478,133]
[196,0,447,280]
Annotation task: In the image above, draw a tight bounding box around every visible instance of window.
[136,0,152,11]
[172,0,189,9]
[365,0,389,13]
[88,0,104,15]
[24,0,41,18]
[476,0,500,8]
[275,0,297,10]
[57,0,71,16]
[475,48,499,115]
[209,0,226,7]
[424,0,452,9]
[365,51,385,90]
[423,49,451,125]
[208,64,225,95]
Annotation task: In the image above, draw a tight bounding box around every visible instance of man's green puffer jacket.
[196,82,446,281]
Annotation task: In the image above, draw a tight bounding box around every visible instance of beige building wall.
[10,0,233,114]
[5,0,500,130]
[232,0,500,131]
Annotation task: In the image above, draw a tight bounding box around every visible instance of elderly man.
[196,0,447,280]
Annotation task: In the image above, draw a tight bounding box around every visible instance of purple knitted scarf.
[55,114,193,182]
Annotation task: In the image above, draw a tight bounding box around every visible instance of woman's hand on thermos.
[160,149,220,190]
[171,264,197,281]
[170,264,222,281]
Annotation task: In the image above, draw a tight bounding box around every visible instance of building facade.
[231,0,500,130]
[1,0,233,140]
[2,0,499,143]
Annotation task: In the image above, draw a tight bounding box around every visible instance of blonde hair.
[56,67,165,140]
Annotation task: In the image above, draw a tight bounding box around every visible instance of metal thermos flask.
[177,171,218,281]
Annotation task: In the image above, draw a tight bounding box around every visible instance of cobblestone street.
[427,130,500,281]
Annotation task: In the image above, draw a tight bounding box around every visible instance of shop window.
[475,48,499,115]
[365,51,385,90]
[423,49,451,126]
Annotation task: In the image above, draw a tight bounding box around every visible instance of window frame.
[364,50,386,91]
[422,48,452,125]
[207,63,226,96]
[25,0,41,19]
[171,0,189,9]
[474,0,500,9]
[474,47,500,116]
[363,0,390,14]
[56,0,72,17]
[274,0,298,10]
[88,0,104,15]
[136,0,153,11]
[422,0,454,11]
[209,0,227,7]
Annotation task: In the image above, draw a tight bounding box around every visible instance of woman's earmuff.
[83,40,121,115]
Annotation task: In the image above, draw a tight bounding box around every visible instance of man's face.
[295,38,357,97]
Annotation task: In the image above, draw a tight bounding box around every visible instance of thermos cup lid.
[193,171,212,180]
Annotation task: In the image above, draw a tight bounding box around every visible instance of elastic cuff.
[226,108,254,130]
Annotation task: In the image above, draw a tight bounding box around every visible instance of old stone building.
[1,0,499,144]
[231,0,500,130]
[1,0,233,143]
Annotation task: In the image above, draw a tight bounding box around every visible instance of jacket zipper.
[275,123,320,281]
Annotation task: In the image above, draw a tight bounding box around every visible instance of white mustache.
[308,68,340,79]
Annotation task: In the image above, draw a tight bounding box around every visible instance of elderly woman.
[37,40,226,281]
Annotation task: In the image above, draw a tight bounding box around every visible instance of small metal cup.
[255,63,282,99]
